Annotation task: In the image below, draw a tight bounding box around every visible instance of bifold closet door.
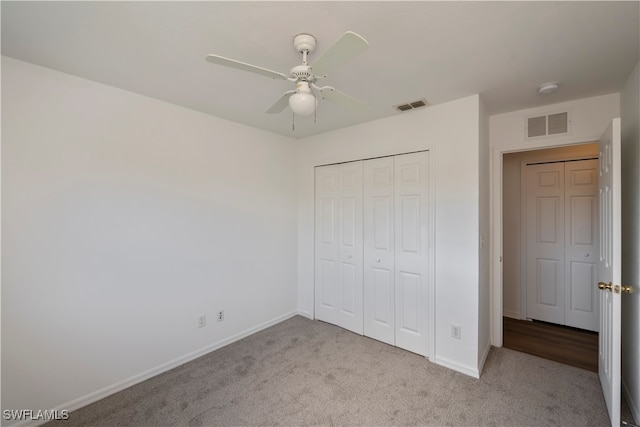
[564,159,598,331]
[393,152,430,355]
[526,162,566,325]
[363,157,395,345]
[314,161,364,335]
[363,151,430,355]
[526,159,599,332]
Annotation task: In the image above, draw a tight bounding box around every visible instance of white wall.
[297,95,486,377]
[1,57,298,418]
[621,59,640,423]
[489,93,620,344]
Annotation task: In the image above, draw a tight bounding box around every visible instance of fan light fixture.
[289,82,316,115]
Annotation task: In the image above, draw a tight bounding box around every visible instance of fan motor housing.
[290,65,314,82]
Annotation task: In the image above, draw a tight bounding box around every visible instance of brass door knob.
[598,282,613,291]
[597,282,635,294]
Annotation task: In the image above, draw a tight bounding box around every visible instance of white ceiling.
[2,1,638,138]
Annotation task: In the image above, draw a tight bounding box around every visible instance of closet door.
[315,164,340,327]
[314,161,364,334]
[525,160,599,331]
[363,157,395,345]
[564,159,599,331]
[316,153,430,353]
[394,151,430,355]
[526,162,566,325]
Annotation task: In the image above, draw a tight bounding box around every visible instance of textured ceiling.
[2,1,639,138]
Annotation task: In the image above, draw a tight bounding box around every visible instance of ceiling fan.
[205,32,369,117]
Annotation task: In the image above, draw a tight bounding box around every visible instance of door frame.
[491,137,600,346]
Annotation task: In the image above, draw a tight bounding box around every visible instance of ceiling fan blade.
[266,90,295,114]
[311,31,369,77]
[319,86,368,113]
[205,54,289,80]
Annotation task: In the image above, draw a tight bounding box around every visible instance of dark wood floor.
[503,317,598,372]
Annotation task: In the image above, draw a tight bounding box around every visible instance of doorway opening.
[501,143,599,369]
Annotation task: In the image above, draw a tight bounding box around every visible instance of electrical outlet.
[198,315,206,328]
[451,325,461,339]
[217,310,224,322]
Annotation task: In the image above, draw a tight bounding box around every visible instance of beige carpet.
[47,315,626,426]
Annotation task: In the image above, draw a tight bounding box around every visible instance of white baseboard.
[623,378,640,425]
[7,310,299,427]
[503,309,521,319]
[435,355,480,379]
[296,309,313,320]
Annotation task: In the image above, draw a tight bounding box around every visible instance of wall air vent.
[525,111,570,139]
[395,98,429,112]
[527,115,547,138]
[547,112,569,135]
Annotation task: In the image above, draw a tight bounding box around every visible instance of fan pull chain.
[292,111,295,131]
[310,85,318,124]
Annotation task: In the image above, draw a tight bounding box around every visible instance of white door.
[525,160,599,331]
[564,159,599,331]
[315,164,340,327]
[314,161,364,334]
[393,152,430,355]
[597,118,622,427]
[526,162,566,325]
[316,152,430,355]
[363,157,395,345]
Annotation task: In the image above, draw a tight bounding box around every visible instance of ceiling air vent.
[525,111,570,139]
[395,98,429,112]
